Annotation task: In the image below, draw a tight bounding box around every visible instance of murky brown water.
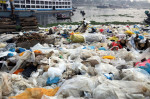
[36,6,149,26]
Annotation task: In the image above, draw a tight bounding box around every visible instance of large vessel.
[97,3,123,9]
[97,4,109,8]
[0,0,72,11]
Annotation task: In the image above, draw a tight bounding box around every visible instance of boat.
[97,4,123,9]
[97,4,109,8]
[56,14,70,20]
[72,6,77,11]
[2,0,72,11]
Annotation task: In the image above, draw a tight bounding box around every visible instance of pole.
[9,0,15,18]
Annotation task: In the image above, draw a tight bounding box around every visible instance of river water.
[36,6,149,26]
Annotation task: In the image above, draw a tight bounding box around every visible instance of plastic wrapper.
[9,50,35,74]
[9,87,59,99]
[56,76,99,98]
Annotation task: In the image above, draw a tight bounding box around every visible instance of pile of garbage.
[0,22,150,99]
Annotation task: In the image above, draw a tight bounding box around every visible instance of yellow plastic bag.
[0,43,6,48]
[143,33,149,35]
[108,36,118,41]
[102,56,116,59]
[45,29,49,32]
[125,30,134,35]
[132,28,139,31]
[70,34,85,43]
[9,87,59,99]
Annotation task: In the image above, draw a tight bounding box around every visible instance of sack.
[84,33,102,42]
[70,34,85,43]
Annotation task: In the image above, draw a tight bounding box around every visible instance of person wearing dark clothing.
[89,27,96,33]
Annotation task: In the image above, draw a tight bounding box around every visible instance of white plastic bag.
[9,50,35,74]
[31,43,52,54]
[95,63,119,79]
[121,68,150,82]
[56,76,99,98]
[93,84,119,99]
[83,33,103,42]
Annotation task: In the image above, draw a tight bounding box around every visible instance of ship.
[97,4,109,8]
[0,0,72,11]
[97,3,123,9]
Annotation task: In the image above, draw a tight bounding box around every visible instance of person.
[89,27,96,33]
[81,18,89,33]
[145,11,150,17]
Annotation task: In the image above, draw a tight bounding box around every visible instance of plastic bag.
[47,61,66,80]
[46,77,60,85]
[2,43,16,52]
[70,34,85,43]
[56,76,99,98]
[94,80,150,99]
[9,87,59,99]
[0,43,6,48]
[0,72,12,98]
[93,84,119,99]
[95,63,119,79]
[31,43,52,54]
[83,33,102,42]
[9,50,35,74]
[122,68,150,82]
[102,56,116,60]
[125,30,135,35]
[0,51,17,58]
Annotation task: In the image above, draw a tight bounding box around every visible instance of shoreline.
[40,21,144,27]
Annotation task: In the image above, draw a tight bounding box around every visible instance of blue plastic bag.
[9,48,15,52]
[82,46,87,49]
[46,77,60,85]
[138,35,144,40]
[82,46,95,50]
[139,63,150,74]
[19,48,26,53]
[134,31,140,34]
[88,46,95,50]
[104,73,114,80]
[7,53,14,57]
[61,34,69,38]
[99,47,106,51]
